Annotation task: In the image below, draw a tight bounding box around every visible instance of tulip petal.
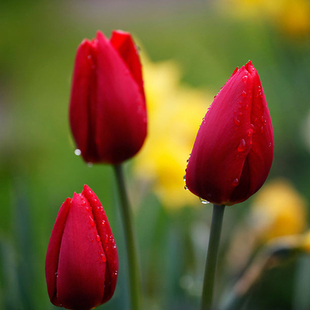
[82,184,118,303]
[45,198,71,306]
[231,61,274,202]
[56,193,106,310]
[186,61,273,205]
[94,31,147,164]
[110,30,145,103]
[69,38,99,163]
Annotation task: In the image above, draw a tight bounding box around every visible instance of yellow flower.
[226,178,307,272]
[219,0,310,37]
[300,230,310,253]
[133,55,211,209]
[276,0,310,37]
[249,178,307,243]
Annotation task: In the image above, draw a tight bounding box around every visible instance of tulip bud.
[69,30,147,165]
[185,61,274,206]
[45,185,118,310]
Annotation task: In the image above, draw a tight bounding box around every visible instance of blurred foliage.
[2,0,310,309]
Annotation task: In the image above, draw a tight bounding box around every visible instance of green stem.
[201,204,226,310]
[113,164,141,310]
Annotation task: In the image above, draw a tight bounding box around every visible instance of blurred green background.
[2,0,310,309]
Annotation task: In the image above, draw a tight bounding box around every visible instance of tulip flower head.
[186,61,274,206]
[69,30,147,165]
[45,185,118,310]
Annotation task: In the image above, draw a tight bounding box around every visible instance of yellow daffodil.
[249,178,307,243]
[226,178,307,272]
[133,55,211,209]
[219,0,310,37]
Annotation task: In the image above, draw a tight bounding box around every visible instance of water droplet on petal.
[242,90,247,97]
[74,149,81,156]
[234,117,241,126]
[242,75,248,83]
[260,126,264,133]
[102,254,107,262]
[237,139,246,152]
[183,175,186,181]
[232,178,239,186]
[96,235,100,242]
[251,123,256,133]
[184,185,188,190]
[105,234,109,243]
[102,220,106,225]
[199,198,210,205]
[89,215,95,227]
[245,104,249,110]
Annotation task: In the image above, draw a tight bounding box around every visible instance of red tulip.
[45,185,118,310]
[185,61,274,206]
[69,30,147,165]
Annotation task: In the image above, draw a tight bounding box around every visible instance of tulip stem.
[113,164,141,310]
[201,204,226,310]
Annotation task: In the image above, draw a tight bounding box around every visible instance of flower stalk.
[113,164,141,310]
[201,204,226,310]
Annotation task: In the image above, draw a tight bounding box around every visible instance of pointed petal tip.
[82,184,91,192]
[112,29,130,36]
[244,60,256,73]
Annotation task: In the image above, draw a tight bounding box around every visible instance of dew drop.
[101,254,107,262]
[245,104,249,110]
[96,235,100,242]
[89,215,95,227]
[261,115,265,122]
[242,75,248,83]
[184,185,188,190]
[260,126,264,133]
[241,90,247,97]
[238,112,243,116]
[105,234,109,243]
[199,198,210,205]
[232,178,239,187]
[74,149,81,156]
[251,123,256,133]
[268,142,272,148]
[102,220,106,225]
[234,117,241,126]
[183,175,187,181]
[237,139,246,152]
